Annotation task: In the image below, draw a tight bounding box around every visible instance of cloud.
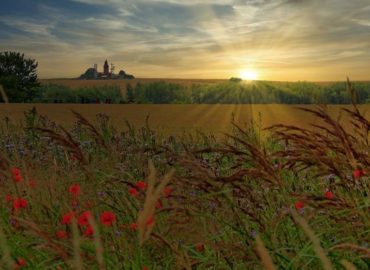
[0,0,369,80]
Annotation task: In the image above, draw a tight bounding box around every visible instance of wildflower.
[130,223,138,230]
[100,211,116,227]
[142,267,149,270]
[295,201,304,210]
[163,187,172,197]
[196,243,205,252]
[69,184,81,196]
[12,174,23,183]
[28,179,36,189]
[78,211,92,226]
[155,200,163,209]
[129,188,139,197]
[135,181,147,190]
[61,212,75,225]
[84,225,94,236]
[14,257,26,269]
[146,216,154,226]
[11,167,21,175]
[353,169,366,179]
[5,194,12,202]
[13,198,27,209]
[324,191,334,200]
[56,230,68,239]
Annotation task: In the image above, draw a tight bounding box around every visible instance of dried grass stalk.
[340,259,357,270]
[255,235,276,270]
[137,160,175,246]
[291,210,334,270]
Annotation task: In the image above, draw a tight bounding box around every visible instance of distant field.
[0,104,367,136]
[41,78,225,90]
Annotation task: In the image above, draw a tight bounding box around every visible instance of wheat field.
[0,103,368,135]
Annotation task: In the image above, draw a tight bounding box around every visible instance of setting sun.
[240,70,258,81]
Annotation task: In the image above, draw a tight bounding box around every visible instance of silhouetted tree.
[0,51,39,102]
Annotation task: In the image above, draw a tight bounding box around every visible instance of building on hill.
[80,59,134,80]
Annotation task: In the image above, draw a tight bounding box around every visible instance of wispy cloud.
[0,0,369,80]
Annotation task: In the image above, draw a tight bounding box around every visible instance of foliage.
[33,83,123,103]
[0,51,39,102]
[0,98,368,268]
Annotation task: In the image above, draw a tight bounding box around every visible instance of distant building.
[79,59,134,80]
[103,60,109,76]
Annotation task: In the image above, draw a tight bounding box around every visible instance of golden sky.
[1,0,369,81]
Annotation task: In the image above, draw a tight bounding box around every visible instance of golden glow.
[240,70,258,81]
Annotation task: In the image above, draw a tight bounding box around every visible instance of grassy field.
[0,104,369,136]
[0,101,368,269]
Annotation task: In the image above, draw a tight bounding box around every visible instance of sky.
[0,0,369,81]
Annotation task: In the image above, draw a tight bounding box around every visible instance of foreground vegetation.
[0,85,369,269]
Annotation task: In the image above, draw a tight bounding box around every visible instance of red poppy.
[155,200,163,209]
[163,187,172,197]
[14,257,26,269]
[196,243,205,252]
[142,267,149,270]
[69,184,81,196]
[5,194,12,202]
[13,198,27,209]
[84,225,94,236]
[11,167,21,175]
[129,188,139,197]
[146,216,154,226]
[295,201,304,210]
[324,191,334,200]
[12,174,23,183]
[135,181,147,190]
[56,230,68,239]
[28,179,36,189]
[100,211,116,227]
[78,211,92,226]
[61,212,75,225]
[130,223,138,230]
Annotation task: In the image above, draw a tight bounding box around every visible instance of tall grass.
[0,83,368,269]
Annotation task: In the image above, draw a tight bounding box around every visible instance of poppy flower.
[142,267,149,270]
[11,167,21,175]
[146,216,154,226]
[84,225,94,236]
[163,187,173,197]
[28,179,36,189]
[12,174,23,183]
[78,211,92,226]
[155,200,163,209]
[61,212,75,225]
[196,243,205,252]
[13,198,27,209]
[5,194,12,202]
[135,181,147,190]
[100,211,116,227]
[295,201,304,210]
[130,223,138,230]
[14,257,26,269]
[56,230,68,239]
[69,184,81,196]
[324,191,334,200]
[129,188,139,197]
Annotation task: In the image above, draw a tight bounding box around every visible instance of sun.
[240,70,258,81]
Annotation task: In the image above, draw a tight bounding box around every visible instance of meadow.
[0,98,369,269]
